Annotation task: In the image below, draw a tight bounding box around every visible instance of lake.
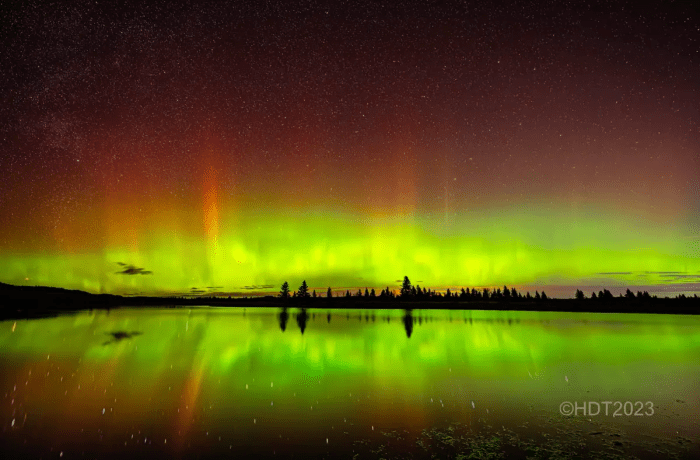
[1,307,699,459]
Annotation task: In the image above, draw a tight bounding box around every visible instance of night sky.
[1,0,698,297]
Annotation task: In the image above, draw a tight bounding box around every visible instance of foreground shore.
[1,282,698,319]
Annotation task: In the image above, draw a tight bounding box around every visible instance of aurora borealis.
[1,0,698,296]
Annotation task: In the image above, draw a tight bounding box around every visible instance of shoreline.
[1,282,699,319]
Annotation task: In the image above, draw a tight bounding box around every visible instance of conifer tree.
[298,280,310,298]
[279,281,290,299]
[401,276,412,297]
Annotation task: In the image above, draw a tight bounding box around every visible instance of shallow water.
[1,307,699,458]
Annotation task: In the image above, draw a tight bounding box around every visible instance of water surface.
[1,307,699,458]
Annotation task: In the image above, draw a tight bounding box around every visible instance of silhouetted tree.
[576,289,585,300]
[356,288,362,297]
[535,291,541,300]
[510,287,518,298]
[503,286,510,299]
[482,288,490,300]
[312,290,317,298]
[280,282,290,299]
[526,291,532,300]
[327,287,332,298]
[298,280,310,298]
[365,288,369,297]
[541,291,548,300]
[591,291,597,299]
[625,288,635,299]
[401,276,412,297]
[346,290,351,298]
[370,288,376,298]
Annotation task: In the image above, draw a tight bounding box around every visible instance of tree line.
[278,276,551,301]
[277,277,693,302]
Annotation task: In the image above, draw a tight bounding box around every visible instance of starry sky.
[1,0,698,297]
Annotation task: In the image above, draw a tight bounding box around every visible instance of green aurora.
[1,204,698,296]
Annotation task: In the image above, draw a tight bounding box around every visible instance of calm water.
[1,307,699,459]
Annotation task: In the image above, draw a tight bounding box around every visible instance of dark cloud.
[116,263,152,275]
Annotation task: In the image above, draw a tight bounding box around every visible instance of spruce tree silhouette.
[298,280,310,298]
[327,287,332,298]
[280,282,290,299]
[576,289,585,300]
[401,276,412,297]
[503,286,510,299]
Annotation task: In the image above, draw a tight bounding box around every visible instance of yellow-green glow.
[1,204,697,295]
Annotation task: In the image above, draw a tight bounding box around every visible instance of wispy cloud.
[644,271,687,274]
[241,285,275,290]
[658,274,700,283]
